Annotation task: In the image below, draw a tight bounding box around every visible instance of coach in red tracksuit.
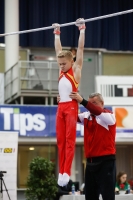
[70,92,116,200]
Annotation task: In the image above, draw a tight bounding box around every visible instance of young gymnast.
[52,18,86,186]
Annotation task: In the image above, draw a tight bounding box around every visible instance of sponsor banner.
[0,132,18,200]
[0,105,56,137]
[0,105,113,137]
[0,105,84,137]
[1,105,132,138]
[113,106,133,137]
[0,105,112,137]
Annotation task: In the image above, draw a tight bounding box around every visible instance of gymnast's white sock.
[62,173,70,186]
[57,173,63,187]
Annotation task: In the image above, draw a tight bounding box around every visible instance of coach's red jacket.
[78,101,116,159]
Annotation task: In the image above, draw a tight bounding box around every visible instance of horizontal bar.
[0,9,133,37]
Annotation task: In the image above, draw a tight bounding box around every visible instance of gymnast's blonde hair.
[57,50,73,61]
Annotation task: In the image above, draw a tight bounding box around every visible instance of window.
[17,145,56,188]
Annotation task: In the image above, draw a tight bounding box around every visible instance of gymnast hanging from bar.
[52,18,86,187]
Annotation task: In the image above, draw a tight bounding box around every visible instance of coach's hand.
[69,92,83,103]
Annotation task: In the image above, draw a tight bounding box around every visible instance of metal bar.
[0,9,133,37]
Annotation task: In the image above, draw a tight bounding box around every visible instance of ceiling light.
[29,147,35,150]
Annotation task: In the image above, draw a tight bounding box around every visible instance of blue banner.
[0,105,112,137]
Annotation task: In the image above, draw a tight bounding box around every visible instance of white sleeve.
[98,112,116,125]
[78,111,90,124]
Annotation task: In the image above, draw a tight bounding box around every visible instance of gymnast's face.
[57,57,73,72]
